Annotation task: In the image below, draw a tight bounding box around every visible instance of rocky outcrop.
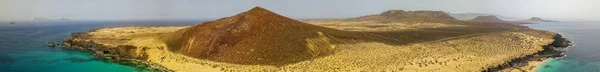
[551,34,571,47]
[62,33,145,60]
[62,32,171,72]
[47,42,57,47]
[485,33,571,72]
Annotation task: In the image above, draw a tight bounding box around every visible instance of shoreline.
[61,32,173,72]
[485,33,571,72]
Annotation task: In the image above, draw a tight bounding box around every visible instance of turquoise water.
[524,22,600,72]
[3,50,136,72]
[0,20,202,72]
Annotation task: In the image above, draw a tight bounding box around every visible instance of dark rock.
[47,42,57,47]
[103,51,110,54]
[551,34,571,47]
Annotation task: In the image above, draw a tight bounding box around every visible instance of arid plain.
[62,7,568,72]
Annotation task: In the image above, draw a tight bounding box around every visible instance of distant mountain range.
[449,13,560,24]
[349,10,458,23]
[32,17,70,20]
[449,13,525,21]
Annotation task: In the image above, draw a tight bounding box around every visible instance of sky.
[0,0,598,21]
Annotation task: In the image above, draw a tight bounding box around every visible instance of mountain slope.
[164,7,341,65]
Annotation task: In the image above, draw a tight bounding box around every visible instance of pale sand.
[82,22,556,72]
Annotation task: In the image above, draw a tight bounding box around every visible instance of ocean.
[0,20,203,72]
[524,22,600,72]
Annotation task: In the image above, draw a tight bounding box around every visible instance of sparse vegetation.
[62,7,560,72]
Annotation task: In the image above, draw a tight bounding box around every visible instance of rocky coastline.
[61,32,172,72]
[485,33,571,72]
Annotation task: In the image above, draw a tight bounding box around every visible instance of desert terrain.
[61,7,568,72]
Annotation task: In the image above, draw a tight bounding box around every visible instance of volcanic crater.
[163,7,349,65]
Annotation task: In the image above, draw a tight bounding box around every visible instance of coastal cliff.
[486,34,571,72]
[62,32,172,72]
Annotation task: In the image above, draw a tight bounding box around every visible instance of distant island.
[471,15,505,22]
[33,17,52,20]
[60,18,70,20]
[61,7,569,72]
[518,17,559,23]
[449,13,492,20]
[32,17,71,21]
[449,13,525,21]
[467,15,533,24]
[451,13,559,24]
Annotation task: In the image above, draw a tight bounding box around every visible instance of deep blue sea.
[524,22,600,72]
[0,20,203,72]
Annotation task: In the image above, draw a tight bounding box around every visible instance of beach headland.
[62,27,184,72]
[61,7,568,72]
[486,33,571,72]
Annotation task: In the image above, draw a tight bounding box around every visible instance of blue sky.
[1,0,598,21]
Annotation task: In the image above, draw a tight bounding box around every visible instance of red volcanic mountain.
[164,7,339,65]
